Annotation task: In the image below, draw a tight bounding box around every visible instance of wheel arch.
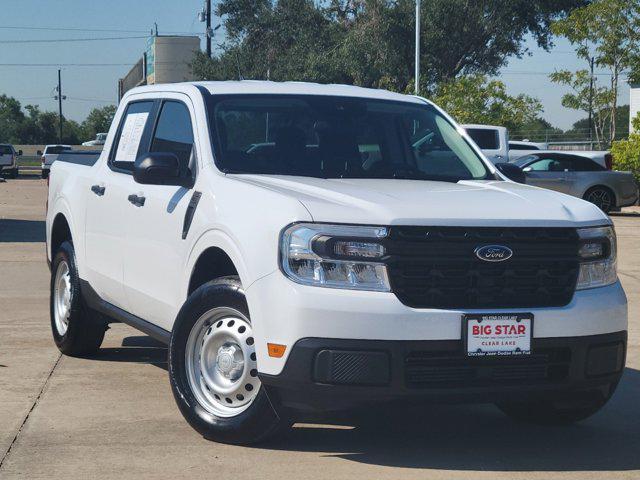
[50,211,73,259]
[183,230,252,301]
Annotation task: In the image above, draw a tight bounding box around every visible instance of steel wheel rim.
[185,307,260,418]
[53,260,72,336]
[587,189,612,212]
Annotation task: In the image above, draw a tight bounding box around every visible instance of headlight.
[576,226,617,290]
[280,223,390,291]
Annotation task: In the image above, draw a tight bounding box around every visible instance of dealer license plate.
[464,313,532,357]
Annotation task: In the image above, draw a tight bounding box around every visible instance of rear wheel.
[169,276,288,444]
[50,241,106,356]
[584,186,615,214]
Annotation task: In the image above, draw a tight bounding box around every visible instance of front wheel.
[169,276,288,444]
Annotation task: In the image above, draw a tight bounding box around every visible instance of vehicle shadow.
[90,335,168,371]
[263,367,640,472]
[0,219,46,242]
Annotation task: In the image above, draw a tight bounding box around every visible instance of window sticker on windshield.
[115,112,149,162]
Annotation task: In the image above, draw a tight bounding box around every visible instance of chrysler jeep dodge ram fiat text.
[46,81,628,444]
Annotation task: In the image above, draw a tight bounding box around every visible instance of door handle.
[90,184,105,196]
[127,194,146,207]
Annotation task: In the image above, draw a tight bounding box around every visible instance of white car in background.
[41,145,72,179]
[508,140,612,169]
[82,133,108,147]
[462,125,613,170]
[462,124,509,164]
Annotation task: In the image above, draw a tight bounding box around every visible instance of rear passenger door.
[122,97,198,331]
[84,100,157,310]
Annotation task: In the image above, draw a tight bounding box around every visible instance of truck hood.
[228,175,610,227]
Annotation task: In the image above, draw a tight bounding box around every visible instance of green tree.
[510,117,564,143]
[0,95,25,143]
[549,69,615,147]
[81,105,117,142]
[610,113,640,183]
[194,0,587,92]
[431,75,543,132]
[566,104,630,142]
[551,0,640,145]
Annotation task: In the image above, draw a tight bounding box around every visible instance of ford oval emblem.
[474,245,513,262]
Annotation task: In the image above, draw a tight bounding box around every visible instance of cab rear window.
[466,129,499,150]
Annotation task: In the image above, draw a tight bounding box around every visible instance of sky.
[0,0,631,132]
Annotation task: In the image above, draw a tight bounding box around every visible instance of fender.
[182,227,255,304]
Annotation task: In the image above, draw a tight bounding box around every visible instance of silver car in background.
[513,152,638,213]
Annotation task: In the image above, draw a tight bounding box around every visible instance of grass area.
[18,157,41,167]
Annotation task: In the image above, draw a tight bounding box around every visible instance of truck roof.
[126,80,426,104]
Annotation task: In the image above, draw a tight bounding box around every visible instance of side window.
[572,156,604,171]
[527,157,573,172]
[150,101,194,168]
[110,101,154,172]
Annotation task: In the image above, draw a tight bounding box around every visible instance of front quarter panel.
[181,173,313,319]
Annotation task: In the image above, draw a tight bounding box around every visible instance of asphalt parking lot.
[1,175,639,480]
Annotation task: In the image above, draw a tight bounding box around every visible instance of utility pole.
[198,0,213,58]
[54,69,66,144]
[415,0,421,95]
[588,56,594,148]
[206,0,212,58]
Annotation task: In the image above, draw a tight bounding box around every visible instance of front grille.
[384,226,580,309]
[405,346,571,389]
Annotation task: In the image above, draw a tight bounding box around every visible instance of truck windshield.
[208,95,490,182]
[0,146,13,155]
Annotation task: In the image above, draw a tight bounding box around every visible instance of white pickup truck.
[463,125,612,169]
[46,81,627,445]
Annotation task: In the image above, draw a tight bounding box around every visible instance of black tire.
[584,186,615,214]
[497,384,618,425]
[50,241,106,356]
[41,170,49,179]
[9,168,18,178]
[169,276,288,445]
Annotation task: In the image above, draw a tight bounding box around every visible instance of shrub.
[611,114,640,184]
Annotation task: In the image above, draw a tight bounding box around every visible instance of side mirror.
[37,150,42,156]
[18,150,23,156]
[495,162,526,184]
[133,152,192,188]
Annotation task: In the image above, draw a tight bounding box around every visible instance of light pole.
[415,0,421,95]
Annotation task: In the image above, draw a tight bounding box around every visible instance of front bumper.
[260,331,626,414]
[247,272,628,376]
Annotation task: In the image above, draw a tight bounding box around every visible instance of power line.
[0,25,204,35]
[0,35,148,44]
[501,70,630,76]
[0,61,195,67]
[0,63,134,67]
[66,97,116,104]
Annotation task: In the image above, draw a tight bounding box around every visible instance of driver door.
[523,156,572,194]
[122,96,198,331]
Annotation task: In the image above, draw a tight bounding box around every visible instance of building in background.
[118,35,200,100]
[630,83,640,134]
